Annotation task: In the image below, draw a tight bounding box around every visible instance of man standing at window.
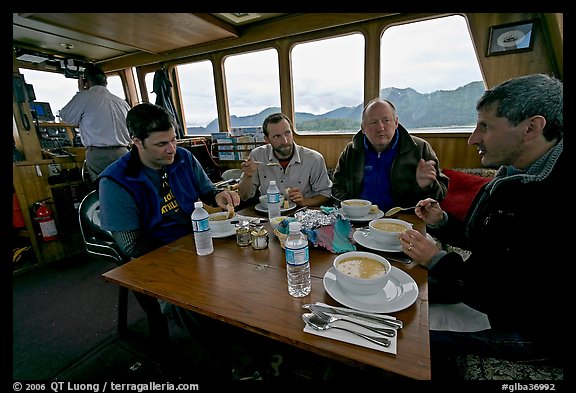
[60,64,131,186]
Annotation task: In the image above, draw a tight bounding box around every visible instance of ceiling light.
[60,43,75,50]
[219,13,261,23]
[17,54,49,63]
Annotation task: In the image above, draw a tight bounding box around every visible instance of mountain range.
[188,81,484,134]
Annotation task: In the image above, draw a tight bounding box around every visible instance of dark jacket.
[429,140,566,352]
[332,125,449,208]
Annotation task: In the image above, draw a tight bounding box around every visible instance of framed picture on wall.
[487,20,536,56]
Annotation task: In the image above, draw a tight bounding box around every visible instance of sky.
[21,14,483,128]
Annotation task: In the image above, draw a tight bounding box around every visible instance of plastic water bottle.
[285,221,311,297]
[191,201,213,256]
[267,180,282,221]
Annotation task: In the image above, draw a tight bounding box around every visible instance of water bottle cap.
[194,201,203,208]
[289,221,302,231]
[270,180,276,185]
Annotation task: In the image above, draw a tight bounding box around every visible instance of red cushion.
[440,169,490,222]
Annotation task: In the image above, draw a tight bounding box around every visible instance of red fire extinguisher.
[34,201,58,242]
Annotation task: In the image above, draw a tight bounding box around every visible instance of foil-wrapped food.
[294,208,338,230]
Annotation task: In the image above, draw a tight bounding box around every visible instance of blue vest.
[99,146,215,244]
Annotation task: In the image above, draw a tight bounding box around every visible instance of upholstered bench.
[439,167,495,222]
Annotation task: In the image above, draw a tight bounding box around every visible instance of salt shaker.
[251,227,269,250]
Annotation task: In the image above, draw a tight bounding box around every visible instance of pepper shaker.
[236,220,252,247]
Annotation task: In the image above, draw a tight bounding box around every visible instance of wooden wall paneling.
[294,133,482,172]
[421,134,482,169]
[466,13,556,88]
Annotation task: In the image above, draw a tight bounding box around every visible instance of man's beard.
[273,143,293,159]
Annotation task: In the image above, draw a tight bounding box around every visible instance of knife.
[302,304,403,329]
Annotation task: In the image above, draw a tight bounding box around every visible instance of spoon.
[302,313,390,347]
[330,195,348,207]
[384,201,437,217]
[253,161,280,166]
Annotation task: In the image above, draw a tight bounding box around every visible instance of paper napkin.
[302,303,398,354]
[429,302,491,332]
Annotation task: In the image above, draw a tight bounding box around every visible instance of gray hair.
[477,74,563,141]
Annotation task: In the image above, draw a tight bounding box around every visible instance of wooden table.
[102,208,430,380]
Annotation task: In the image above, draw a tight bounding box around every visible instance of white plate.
[336,208,384,222]
[323,266,418,313]
[255,201,297,213]
[211,227,236,238]
[353,229,402,252]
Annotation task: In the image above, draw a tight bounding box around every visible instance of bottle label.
[192,218,210,232]
[267,193,280,204]
[285,245,309,266]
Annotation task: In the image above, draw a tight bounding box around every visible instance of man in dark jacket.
[331,98,449,213]
[399,74,565,375]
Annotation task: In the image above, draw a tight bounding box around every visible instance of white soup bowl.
[341,199,372,218]
[259,194,285,209]
[208,211,236,234]
[368,218,411,247]
[333,251,391,295]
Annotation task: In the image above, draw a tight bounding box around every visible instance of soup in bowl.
[209,211,236,234]
[341,199,372,218]
[333,251,391,295]
[368,218,411,246]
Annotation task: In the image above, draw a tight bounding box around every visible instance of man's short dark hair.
[82,64,107,86]
[262,113,293,136]
[126,102,178,141]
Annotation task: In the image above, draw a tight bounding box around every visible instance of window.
[380,15,484,132]
[145,72,156,105]
[224,49,280,128]
[292,34,364,133]
[21,69,128,122]
[105,74,126,100]
[20,69,78,119]
[177,60,218,136]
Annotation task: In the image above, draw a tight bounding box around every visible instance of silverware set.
[302,313,391,347]
[301,303,403,348]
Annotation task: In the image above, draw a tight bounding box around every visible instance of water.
[285,222,311,297]
[267,180,282,221]
[191,201,213,256]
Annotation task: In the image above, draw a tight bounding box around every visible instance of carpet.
[12,256,147,380]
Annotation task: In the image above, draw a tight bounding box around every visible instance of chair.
[80,159,95,191]
[78,190,168,340]
[78,190,130,335]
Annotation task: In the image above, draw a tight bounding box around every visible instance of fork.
[309,305,396,337]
